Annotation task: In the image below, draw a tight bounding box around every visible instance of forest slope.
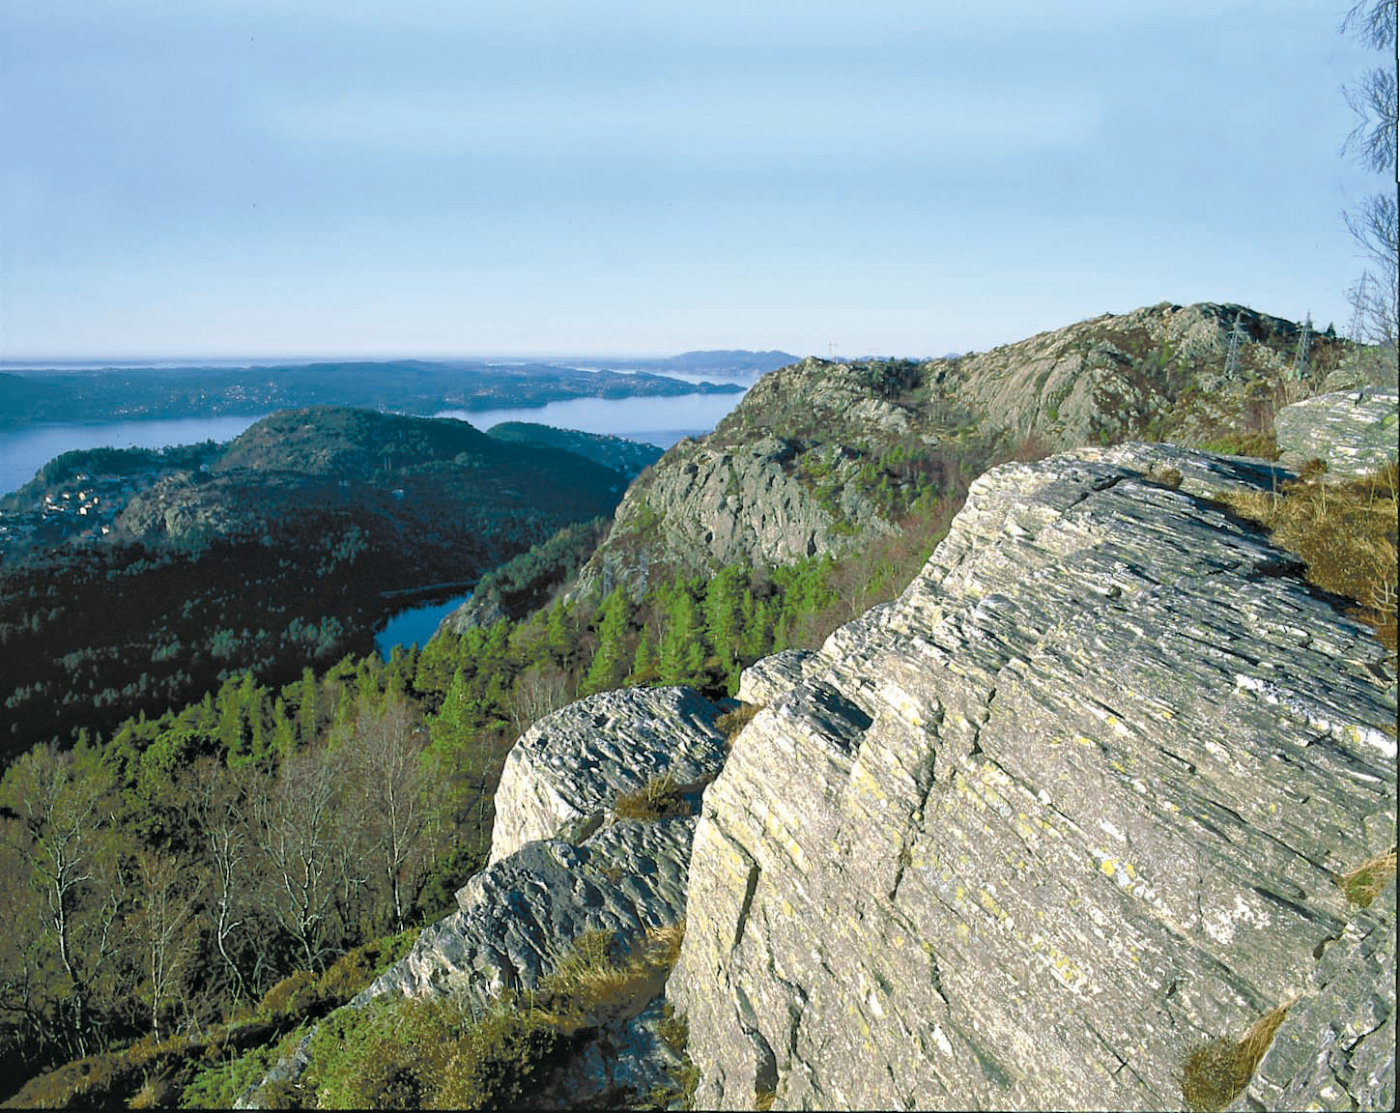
[0,408,626,757]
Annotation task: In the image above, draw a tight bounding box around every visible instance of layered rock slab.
[1274,389,1398,479]
[489,685,729,864]
[1236,876,1395,1111]
[365,817,695,1010]
[669,442,1397,1110]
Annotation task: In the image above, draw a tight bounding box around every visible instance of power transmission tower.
[827,341,840,360]
[1291,313,1312,382]
[1222,311,1248,381]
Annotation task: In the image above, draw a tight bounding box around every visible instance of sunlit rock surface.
[1275,389,1398,479]
[489,685,729,865]
[669,442,1396,1110]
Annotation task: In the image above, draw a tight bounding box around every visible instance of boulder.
[489,685,729,865]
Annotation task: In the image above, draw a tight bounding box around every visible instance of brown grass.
[717,702,764,749]
[1180,1004,1290,1112]
[1223,461,1398,653]
[1337,848,1398,907]
[538,921,686,1027]
[614,771,688,821]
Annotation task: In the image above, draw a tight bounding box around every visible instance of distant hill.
[0,372,70,426]
[0,360,743,425]
[0,407,629,753]
[571,350,798,380]
[658,350,798,376]
[485,422,663,479]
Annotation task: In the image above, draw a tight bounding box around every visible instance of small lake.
[375,593,472,661]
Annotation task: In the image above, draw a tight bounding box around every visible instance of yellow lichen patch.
[978,889,1011,924]
[848,760,887,802]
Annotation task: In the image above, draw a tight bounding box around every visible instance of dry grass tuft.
[1223,461,1398,653]
[1337,848,1398,907]
[717,702,764,750]
[1147,464,1184,490]
[1180,1003,1290,1112]
[614,770,689,822]
[539,921,687,1027]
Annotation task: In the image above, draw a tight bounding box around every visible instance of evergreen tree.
[580,588,632,695]
[627,623,658,685]
[658,581,705,685]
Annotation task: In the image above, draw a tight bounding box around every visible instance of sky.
[0,0,1389,362]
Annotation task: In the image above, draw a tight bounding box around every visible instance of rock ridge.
[572,301,1348,599]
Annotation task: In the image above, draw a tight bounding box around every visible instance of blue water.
[437,388,746,449]
[0,414,269,498]
[375,593,473,661]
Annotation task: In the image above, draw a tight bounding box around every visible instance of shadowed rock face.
[668,442,1396,1111]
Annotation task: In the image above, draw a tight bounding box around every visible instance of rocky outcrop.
[240,687,727,1108]
[489,685,729,864]
[361,685,728,1006]
[668,441,1396,1110]
[365,817,695,1009]
[572,302,1342,599]
[1275,389,1399,479]
[1237,876,1395,1111]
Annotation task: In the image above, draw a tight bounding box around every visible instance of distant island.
[0,355,760,428]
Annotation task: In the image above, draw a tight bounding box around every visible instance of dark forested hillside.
[0,409,627,759]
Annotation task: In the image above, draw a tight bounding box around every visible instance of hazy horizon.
[0,352,793,371]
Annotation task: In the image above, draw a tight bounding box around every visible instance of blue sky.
[0,1,1385,361]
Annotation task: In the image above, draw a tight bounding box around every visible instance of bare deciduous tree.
[342,695,432,933]
[0,745,125,1058]
[1340,1,1399,363]
[131,851,198,1039]
[250,745,344,972]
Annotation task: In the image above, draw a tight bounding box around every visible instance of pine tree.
[580,588,632,695]
[627,623,658,685]
[658,581,705,685]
